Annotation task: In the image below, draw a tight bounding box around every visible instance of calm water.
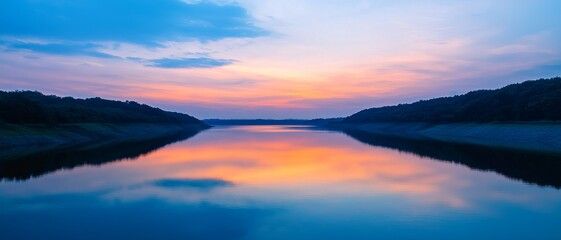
[1,125,561,240]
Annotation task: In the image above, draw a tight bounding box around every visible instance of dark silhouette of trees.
[344,77,561,123]
[342,128,561,188]
[0,128,203,181]
[0,91,203,125]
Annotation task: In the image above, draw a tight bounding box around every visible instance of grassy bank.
[328,122,561,153]
[0,123,210,151]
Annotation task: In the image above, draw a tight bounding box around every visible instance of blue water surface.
[1,125,560,240]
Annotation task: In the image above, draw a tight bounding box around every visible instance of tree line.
[0,91,203,125]
[344,77,561,123]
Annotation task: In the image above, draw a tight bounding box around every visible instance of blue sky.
[0,0,266,45]
[1,0,560,118]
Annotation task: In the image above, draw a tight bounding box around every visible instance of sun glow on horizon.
[1,0,561,118]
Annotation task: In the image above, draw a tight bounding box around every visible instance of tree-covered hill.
[344,77,561,123]
[0,91,204,125]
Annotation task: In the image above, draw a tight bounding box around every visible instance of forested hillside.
[344,77,561,123]
[0,91,203,125]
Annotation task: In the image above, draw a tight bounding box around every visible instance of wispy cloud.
[0,0,267,46]
[147,57,235,69]
[1,0,561,118]
[3,41,116,59]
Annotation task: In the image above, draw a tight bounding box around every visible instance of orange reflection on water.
[124,126,466,203]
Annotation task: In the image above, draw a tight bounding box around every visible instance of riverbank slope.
[0,90,210,151]
[328,122,561,154]
[0,123,209,151]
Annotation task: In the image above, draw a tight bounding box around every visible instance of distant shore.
[203,118,340,126]
[0,123,210,151]
[327,122,561,154]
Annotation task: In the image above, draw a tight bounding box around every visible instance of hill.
[344,77,561,123]
[0,90,203,125]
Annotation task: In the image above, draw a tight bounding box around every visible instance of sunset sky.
[1,0,560,118]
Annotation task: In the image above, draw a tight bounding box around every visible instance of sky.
[1,0,561,119]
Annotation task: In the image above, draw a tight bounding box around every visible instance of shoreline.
[0,123,210,152]
[327,122,561,154]
[0,123,210,181]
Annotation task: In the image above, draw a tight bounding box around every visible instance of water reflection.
[0,128,204,181]
[0,125,560,240]
[151,178,234,190]
[340,128,561,188]
[1,194,270,240]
